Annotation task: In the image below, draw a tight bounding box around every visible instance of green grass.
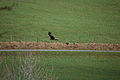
[0,51,120,80]
[0,0,120,43]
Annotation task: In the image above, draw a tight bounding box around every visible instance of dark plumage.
[48,32,58,40]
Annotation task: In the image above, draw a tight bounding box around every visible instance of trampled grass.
[0,0,120,43]
[0,51,120,80]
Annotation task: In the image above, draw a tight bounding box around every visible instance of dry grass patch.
[0,42,120,50]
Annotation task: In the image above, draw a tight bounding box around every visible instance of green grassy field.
[0,0,120,43]
[0,51,120,80]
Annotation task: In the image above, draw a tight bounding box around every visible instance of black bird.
[48,32,58,40]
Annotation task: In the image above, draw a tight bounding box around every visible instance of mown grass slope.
[0,51,120,80]
[0,0,120,43]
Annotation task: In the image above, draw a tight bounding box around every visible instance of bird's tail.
[55,38,58,41]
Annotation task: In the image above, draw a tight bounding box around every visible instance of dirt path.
[0,42,120,50]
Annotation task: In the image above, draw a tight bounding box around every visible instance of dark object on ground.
[0,6,12,11]
[0,3,16,11]
[65,42,69,45]
[48,32,58,40]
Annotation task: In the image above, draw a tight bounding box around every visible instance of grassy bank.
[0,0,120,43]
[0,51,120,80]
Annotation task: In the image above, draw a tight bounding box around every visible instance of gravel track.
[0,49,120,52]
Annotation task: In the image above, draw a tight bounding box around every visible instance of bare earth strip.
[0,42,120,50]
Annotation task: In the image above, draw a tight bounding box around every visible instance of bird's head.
[48,32,51,35]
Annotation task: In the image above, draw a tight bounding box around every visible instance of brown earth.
[0,42,120,50]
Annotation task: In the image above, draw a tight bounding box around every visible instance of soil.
[0,42,120,50]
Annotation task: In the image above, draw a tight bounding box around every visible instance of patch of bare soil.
[0,42,120,50]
